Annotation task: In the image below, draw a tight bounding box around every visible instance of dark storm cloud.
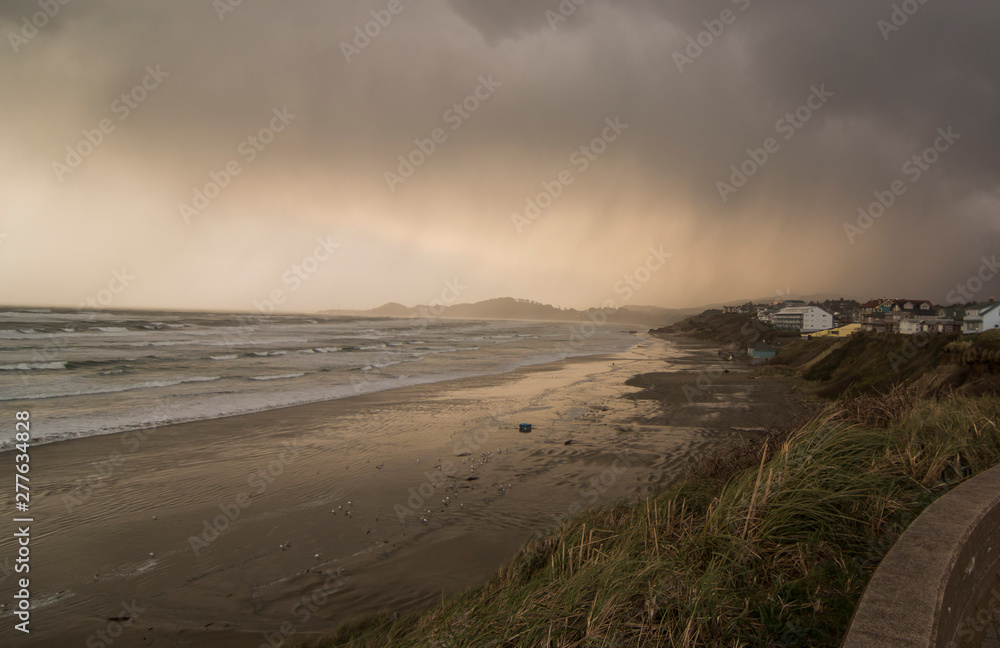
[1,0,998,310]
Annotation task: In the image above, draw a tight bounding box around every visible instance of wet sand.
[0,335,814,647]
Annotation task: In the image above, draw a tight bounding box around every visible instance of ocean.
[0,308,641,449]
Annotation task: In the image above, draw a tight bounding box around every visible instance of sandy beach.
[0,335,814,647]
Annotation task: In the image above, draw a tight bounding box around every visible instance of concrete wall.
[843,463,1000,648]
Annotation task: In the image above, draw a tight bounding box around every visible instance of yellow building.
[807,323,862,338]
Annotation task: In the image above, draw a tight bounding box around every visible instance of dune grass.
[315,390,1000,647]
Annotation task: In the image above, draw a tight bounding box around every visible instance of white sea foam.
[0,310,641,449]
[0,376,222,402]
[249,373,306,381]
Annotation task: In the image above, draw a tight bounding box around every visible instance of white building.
[963,303,1000,334]
[773,306,834,333]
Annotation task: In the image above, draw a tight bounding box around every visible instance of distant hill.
[651,309,789,346]
[322,297,695,328]
[364,302,413,318]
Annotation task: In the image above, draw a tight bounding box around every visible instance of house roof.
[890,299,934,311]
[862,298,934,309]
[777,306,831,316]
[976,302,1000,315]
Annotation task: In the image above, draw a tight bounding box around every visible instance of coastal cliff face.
[657,308,1000,399]
[767,330,1000,398]
[944,339,1000,367]
[651,310,781,346]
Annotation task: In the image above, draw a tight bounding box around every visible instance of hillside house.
[963,302,1000,334]
[748,343,777,364]
[774,306,834,333]
[809,323,862,338]
[860,298,936,333]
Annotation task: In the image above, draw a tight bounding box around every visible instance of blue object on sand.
[519,423,532,433]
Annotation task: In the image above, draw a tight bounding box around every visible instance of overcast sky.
[1,0,998,312]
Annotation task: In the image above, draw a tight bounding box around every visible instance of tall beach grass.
[317,390,1000,647]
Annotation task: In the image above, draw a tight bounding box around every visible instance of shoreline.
[0,342,645,454]
[1,335,814,647]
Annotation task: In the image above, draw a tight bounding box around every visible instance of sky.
[1,0,998,313]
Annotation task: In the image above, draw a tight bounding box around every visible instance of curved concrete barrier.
[843,463,1000,648]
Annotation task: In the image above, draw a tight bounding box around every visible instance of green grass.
[764,332,973,399]
[764,338,839,370]
[653,310,791,347]
[313,390,1000,648]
